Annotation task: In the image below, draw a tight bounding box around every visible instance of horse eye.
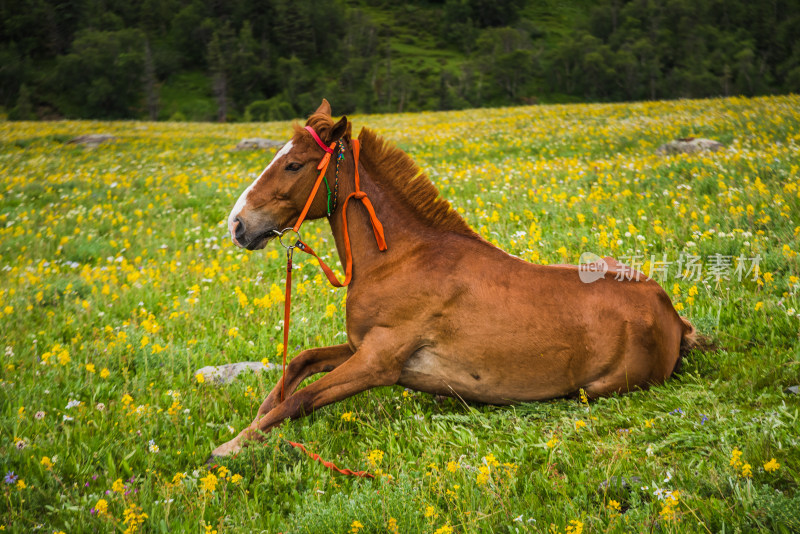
[284,162,304,172]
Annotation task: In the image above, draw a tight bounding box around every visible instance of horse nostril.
[234,217,246,240]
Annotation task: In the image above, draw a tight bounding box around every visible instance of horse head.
[227,99,351,249]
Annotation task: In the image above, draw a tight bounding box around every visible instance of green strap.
[323,177,333,216]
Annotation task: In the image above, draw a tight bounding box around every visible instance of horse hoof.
[210,441,241,458]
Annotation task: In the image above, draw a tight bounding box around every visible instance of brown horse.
[213,99,696,457]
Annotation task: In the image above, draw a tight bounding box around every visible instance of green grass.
[1,95,799,533]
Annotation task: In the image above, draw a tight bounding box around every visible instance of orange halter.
[291,127,387,287]
[277,127,387,402]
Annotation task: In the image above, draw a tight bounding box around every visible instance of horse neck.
[324,152,417,284]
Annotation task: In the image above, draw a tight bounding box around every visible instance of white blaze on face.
[227,140,294,241]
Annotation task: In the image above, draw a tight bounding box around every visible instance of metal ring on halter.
[274,228,302,249]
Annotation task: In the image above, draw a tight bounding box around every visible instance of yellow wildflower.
[565,519,584,534]
[122,503,147,534]
[741,463,752,478]
[367,449,384,468]
[764,458,780,472]
[100,367,110,378]
[659,491,680,521]
[94,498,108,515]
[200,473,217,492]
[195,373,205,384]
[40,456,53,470]
[730,448,743,468]
[476,465,490,485]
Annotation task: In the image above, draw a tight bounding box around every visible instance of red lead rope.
[279,250,373,479]
[280,247,293,403]
[274,127,385,479]
[287,441,374,478]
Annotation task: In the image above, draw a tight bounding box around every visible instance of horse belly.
[397,347,548,404]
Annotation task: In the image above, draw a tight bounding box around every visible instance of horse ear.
[328,115,350,143]
[315,99,332,116]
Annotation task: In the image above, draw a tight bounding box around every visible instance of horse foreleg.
[211,337,407,457]
[256,343,354,417]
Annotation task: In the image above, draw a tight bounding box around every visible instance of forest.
[2,0,799,120]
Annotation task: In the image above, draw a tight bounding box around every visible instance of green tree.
[228,22,270,110]
[143,37,159,120]
[244,95,296,121]
[9,82,35,120]
[53,29,145,118]
[170,1,214,68]
[207,25,233,122]
[0,43,26,110]
[472,27,537,102]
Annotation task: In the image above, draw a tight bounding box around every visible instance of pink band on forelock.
[305,126,334,154]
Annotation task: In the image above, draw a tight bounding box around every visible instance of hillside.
[1,0,799,120]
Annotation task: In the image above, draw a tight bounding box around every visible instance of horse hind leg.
[582,362,651,397]
[581,321,657,398]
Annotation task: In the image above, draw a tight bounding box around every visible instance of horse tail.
[671,317,698,375]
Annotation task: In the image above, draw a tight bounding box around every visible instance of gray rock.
[234,138,283,151]
[194,361,277,385]
[784,385,799,395]
[656,137,724,156]
[68,134,117,147]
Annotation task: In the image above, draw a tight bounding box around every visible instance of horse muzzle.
[230,217,277,250]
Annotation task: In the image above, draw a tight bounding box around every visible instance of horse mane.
[357,127,477,237]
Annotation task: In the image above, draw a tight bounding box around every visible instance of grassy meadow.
[1,95,799,533]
